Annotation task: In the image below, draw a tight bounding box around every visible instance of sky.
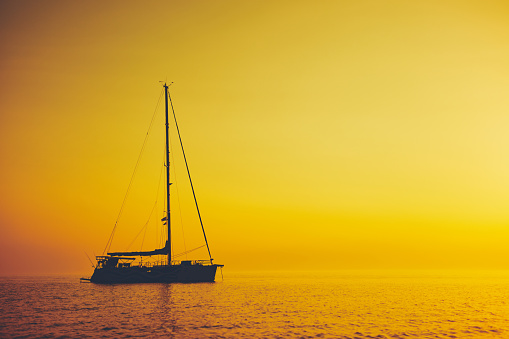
[1,0,509,275]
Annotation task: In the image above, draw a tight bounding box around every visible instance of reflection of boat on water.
[82,83,223,284]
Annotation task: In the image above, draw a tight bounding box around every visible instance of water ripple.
[1,272,509,338]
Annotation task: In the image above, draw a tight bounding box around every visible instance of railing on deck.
[97,256,215,269]
[133,259,213,268]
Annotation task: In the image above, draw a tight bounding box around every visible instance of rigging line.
[127,181,160,250]
[169,133,188,258]
[159,150,165,252]
[168,136,173,262]
[122,154,166,252]
[160,208,165,249]
[168,91,214,263]
[84,251,95,268]
[140,217,149,252]
[140,162,165,251]
[156,158,165,251]
[172,245,206,258]
[126,163,164,250]
[157,146,165,251]
[103,87,164,255]
[126,218,150,251]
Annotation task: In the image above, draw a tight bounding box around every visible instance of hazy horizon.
[2,0,509,276]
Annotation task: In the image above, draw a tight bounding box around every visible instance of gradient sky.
[1,0,509,275]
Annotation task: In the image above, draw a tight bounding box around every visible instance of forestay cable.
[103,88,164,254]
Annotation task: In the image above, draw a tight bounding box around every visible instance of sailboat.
[84,83,223,283]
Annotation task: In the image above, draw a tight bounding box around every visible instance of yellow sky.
[1,0,509,274]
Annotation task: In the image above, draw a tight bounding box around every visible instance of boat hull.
[90,264,220,284]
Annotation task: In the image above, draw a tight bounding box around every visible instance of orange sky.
[1,0,509,275]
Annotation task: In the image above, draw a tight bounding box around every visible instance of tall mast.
[164,83,171,265]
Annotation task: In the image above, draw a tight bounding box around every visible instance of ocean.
[1,271,508,338]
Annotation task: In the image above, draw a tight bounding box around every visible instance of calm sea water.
[1,271,508,338]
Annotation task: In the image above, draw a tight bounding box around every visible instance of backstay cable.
[168,91,213,263]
